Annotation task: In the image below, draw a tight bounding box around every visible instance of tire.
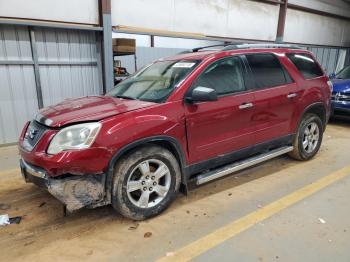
[112,145,181,220]
[288,113,323,161]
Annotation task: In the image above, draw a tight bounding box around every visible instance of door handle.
[287,93,297,99]
[239,102,254,110]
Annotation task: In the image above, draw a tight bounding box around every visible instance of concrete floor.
[0,118,349,262]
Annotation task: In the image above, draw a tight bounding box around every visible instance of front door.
[185,56,256,164]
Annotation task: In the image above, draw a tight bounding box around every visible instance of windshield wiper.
[115,95,137,100]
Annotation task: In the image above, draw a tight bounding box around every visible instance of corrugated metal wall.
[0,25,102,145]
[35,28,102,106]
[0,25,38,145]
[307,47,339,74]
[115,47,187,74]
[345,48,350,67]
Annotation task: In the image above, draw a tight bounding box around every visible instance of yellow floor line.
[157,165,350,262]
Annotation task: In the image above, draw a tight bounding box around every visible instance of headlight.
[47,123,101,154]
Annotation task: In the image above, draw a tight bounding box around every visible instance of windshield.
[107,60,200,103]
[336,65,350,79]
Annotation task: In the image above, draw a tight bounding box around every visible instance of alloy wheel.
[126,159,171,208]
[302,122,320,154]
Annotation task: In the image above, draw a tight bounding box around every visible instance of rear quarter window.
[286,53,324,79]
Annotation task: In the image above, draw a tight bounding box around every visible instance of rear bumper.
[20,159,108,211]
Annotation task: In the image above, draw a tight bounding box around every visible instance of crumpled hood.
[332,79,350,93]
[36,96,155,127]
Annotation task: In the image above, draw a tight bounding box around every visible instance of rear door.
[185,56,256,164]
[244,53,301,144]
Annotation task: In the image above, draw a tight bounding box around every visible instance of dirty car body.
[19,45,331,218]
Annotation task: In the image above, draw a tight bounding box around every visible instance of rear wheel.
[112,146,181,220]
[289,113,323,160]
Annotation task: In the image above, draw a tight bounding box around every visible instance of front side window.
[194,56,246,96]
[336,65,350,79]
[246,53,292,88]
[107,60,200,102]
[286,53,324,79]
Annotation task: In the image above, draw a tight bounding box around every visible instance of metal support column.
[276,0,288,43]
[99,0,113,93]
[150,35,155,47]
[28,27,44,109]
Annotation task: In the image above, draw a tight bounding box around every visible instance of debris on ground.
[144,232,152,238]
[0,203,11,210]
[9,216,22,224]
[24,241,35,246]
[38,202,46,208]
[228,193,232,196]
[0,214,10,226]
[257,204,263,208]
[128,223,139,230]
[166,252,175,257]
[318,218,326,224]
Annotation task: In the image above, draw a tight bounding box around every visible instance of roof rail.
[222,43,303,51]
[192,43,234,52]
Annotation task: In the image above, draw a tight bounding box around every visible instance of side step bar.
[196,146,294,185]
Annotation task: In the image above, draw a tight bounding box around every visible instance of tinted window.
[195,57,246,96]
[336,65,350,79]
[246,53,292,88]
[286,53,324,79]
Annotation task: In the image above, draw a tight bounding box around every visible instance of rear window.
[246,53,293,89]
[286,53,324,79]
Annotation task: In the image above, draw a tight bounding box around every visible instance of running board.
[196,146,294,185]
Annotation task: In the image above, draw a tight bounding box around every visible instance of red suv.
[19,44,331,220]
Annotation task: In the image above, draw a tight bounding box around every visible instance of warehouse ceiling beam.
[288,4,350,21]
[113,25,350,48]
[0,18,102,31]
[99,0,113,94]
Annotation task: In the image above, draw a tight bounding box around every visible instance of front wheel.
[112,146,181,220]
[289,113,323,160]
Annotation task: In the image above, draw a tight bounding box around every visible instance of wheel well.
[107,138,187,198]
[115,140,184,170]
[149,140,184,169]
[302,104,327,129]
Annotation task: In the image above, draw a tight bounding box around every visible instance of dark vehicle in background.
[18,44,331,220]
[330,65,350,117]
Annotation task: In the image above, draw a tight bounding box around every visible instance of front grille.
[22,121,48,151]
[332,92,350,102]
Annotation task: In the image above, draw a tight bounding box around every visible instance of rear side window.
[246,53,293,89]
[286,53,324,79]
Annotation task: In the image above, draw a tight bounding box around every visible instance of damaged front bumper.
[20,159,109,212]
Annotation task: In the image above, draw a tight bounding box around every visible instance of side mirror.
[329,73,336,79]
[186,86,218,103]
